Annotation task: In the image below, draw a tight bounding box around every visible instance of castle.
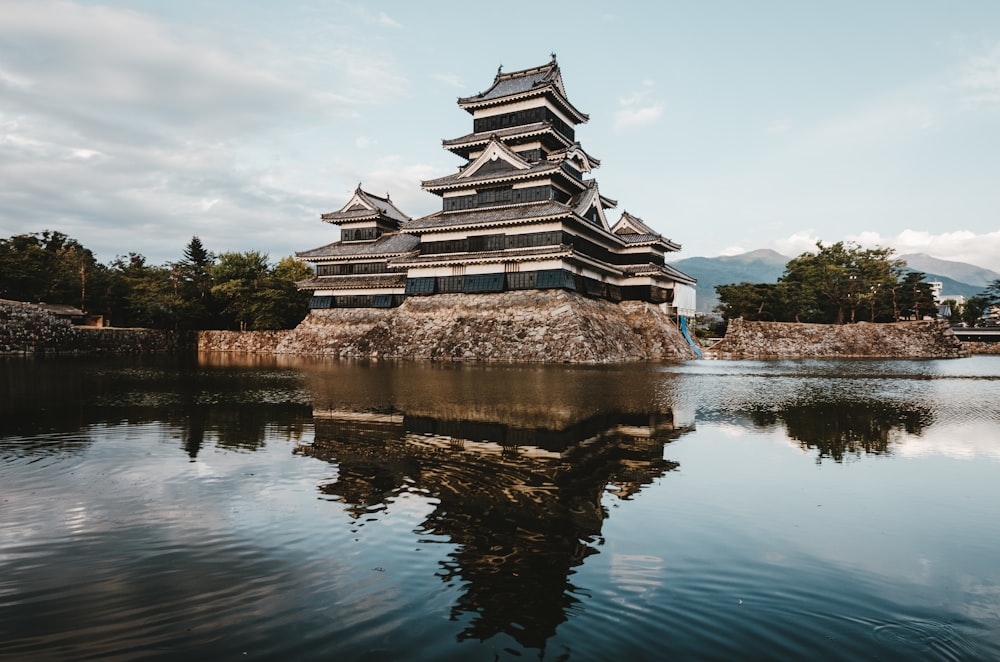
[296,56,696,319]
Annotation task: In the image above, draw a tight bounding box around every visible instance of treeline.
[715,241,1000,326]
[0,230,314,330]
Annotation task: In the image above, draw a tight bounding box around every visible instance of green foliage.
[210,251,312,331]
[0,230,111,312]
[715,241,934,324]
[714,282,787,321]
[2,231,312,331]
[780,242,902,323]
[895,271,937,322]
[171,236,219,329]
[982,279,1000,306]
[960,296,990,327]
[106,253,179,328]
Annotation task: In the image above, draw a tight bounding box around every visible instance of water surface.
[2,355,999,660]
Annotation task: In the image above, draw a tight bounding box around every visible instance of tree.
[182,235,212,267]
[713,241,930,325]
[714,282,786,321]
[854,247,903,322]
[983,279,1000,306]
[961,296,990,327]
[0,231,99,308]
[896,271,936,320]
[106,253,180,328]
[780,242,902,324]
[172,236,218,329]
[210,252,311,331]
[271,255,315,328]
[211,251,271,331]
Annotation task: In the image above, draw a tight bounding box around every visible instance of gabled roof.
[421,157,568,192]
[320,184,411,226]
[611,211,657,236]
[457,57,588,124]
[611,212,682,251]
[458,138,531,179]
[548,143,601,171]
[296,232,420,260]
[570,181,613,231]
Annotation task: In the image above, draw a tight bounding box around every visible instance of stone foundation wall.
[964,341,1000,355]
[705,318,970,359]
[1,300,195,354]
[1,300,77,353]
[199,330,290,353]
[7,298,988,361]
[201,290,697,363]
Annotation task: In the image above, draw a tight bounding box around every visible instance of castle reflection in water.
[297,404,692,647]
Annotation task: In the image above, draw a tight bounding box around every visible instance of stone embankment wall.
[200,290,698,363]
[1,300,77,353]
[705,318,970,359]
[3,294,695,362]
[199,330,289,353]
[964,342,1000,355]
[1,300,195,354]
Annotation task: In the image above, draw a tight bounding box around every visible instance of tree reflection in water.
[745,401,933,462]
[297,409,691,649]
[0,355,311,458]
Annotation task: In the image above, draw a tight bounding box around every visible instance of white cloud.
[614,80,664,132]
[958,41,1000,109]
[362,155,441,218]
[0,2,330,138]
[724,229,1000,273]
[376,11,402,29]
[769,231,822,258]
[846,229,1000,273]
[0,0,417,265]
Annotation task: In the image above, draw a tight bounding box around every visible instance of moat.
[2,355,999,659]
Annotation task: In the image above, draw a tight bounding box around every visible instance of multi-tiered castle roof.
[297,57,696,315]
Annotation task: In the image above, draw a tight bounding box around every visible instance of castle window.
[309,295,333,309]
[342,228,380,242]
[468,234,506,252]
[405,277,437,295]
[436,275,465,293]
[463,273,505,293]
[476,186,513,206]
[505,271,537,290]
[473,108,575,142]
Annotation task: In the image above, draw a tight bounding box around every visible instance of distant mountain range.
[669,250,999,314]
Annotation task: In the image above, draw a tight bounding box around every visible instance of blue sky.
[2,1,999,271]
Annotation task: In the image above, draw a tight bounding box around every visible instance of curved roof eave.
[406,212,573,234]
[458,87,589,124]
[421,164,580,192]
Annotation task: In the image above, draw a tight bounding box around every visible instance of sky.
[2,0,1000,272]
